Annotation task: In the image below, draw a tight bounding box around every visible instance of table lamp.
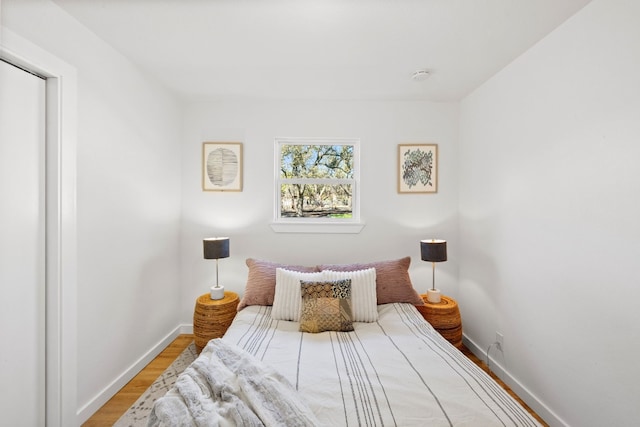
[203,237,230,300]
[420,239,447,303]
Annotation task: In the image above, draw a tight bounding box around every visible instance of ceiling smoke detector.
[411,69,431,81]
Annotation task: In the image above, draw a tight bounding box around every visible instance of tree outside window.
[275,138,359,222]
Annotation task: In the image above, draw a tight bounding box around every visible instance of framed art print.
[398,144,437,193]
[202,142,243,191]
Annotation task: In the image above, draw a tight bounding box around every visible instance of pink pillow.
[319,256,423,305]
[237,258,319,311]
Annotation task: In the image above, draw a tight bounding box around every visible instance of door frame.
[1,30,78,427]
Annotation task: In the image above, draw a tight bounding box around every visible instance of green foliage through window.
[276,139,358,221]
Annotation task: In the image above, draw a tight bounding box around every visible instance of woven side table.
[193,291,239,352]
[416,294,463,349]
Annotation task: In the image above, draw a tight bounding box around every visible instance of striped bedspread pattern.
[223,303,541,427]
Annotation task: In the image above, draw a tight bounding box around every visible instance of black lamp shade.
[421,239,447,262]
[203,237,230,259]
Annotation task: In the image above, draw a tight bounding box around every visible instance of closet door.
[0,60,46,426]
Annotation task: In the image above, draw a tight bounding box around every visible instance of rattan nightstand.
[416,294,463,349]
[193,291,239,352]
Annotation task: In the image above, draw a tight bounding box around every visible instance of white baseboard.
[77,324,192,424]
[462,334,568,427]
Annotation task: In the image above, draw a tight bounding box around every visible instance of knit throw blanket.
[147,338,320,427]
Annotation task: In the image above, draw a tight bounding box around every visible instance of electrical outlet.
[496,332,504,349]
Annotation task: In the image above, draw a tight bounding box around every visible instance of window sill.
[270,222,366,234]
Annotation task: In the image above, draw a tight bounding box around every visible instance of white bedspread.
[147,338,320,427]
[222,303,542,427]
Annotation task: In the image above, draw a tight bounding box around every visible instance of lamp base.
[210,286,225,300]
[426,288,442,303]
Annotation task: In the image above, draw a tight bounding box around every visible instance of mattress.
[221,303,541,427]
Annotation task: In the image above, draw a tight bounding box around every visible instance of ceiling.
[52,0,591,102]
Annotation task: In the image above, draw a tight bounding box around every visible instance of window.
[273,137,363,233]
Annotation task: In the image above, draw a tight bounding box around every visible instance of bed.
[149,257,542,427]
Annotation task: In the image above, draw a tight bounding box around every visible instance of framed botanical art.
[398,144,438,193]
[202,142,243,191]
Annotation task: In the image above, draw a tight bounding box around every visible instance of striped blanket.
[223,303,542,427]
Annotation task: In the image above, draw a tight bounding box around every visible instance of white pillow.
[272,268,324,321]
[322,268,378,322]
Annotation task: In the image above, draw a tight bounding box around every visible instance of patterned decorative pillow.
[237,258,320,311]
[319,257,424,305]
[299,279,354,333]
[272,268,325,321]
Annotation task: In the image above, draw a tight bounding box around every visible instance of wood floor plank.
[83,334,547,426]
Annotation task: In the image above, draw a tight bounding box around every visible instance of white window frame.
[271,137,365,234]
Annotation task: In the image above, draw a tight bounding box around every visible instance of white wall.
[3,0,183,423]
[459,0,640,425]
[180,100,460,320]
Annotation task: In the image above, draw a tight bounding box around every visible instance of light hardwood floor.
[82,334,194,427]
[83,334,547,426]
